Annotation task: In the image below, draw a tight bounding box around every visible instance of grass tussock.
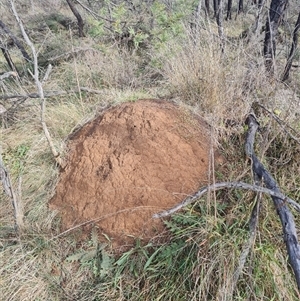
[1,1,300,300]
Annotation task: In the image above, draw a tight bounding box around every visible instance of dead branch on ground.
[0,71,18,81]
[245,113,300,289]
[153,113,300,289]
[153,181,300,218]
[0,19,31,61]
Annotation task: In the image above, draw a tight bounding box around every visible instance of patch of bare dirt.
[50,99,219,248]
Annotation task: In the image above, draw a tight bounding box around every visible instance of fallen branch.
[47,47,94,63]
[228,178,262,299]
[153,111,300,290]
[234,197,260,282]
[153,181,300,218]
[245,113,300,289]
[0,19,31,61]
[1,47,19,75]
[0,71,18,81]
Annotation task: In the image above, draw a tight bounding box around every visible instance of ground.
[50,99,219,249]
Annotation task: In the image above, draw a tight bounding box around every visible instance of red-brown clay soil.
[50,99,218,248]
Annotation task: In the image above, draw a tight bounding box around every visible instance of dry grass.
[1,1,300,300]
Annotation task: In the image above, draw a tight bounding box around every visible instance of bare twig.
[256,103,300,146]
[0,148,24,231]
[74,0,115,23]
[153,181,300,218]
[0,19,31,61]
[11,0,62,166]
[69,29,84,113]
[0,71,18,81]
[47,47,95,63]
[41,64,53,83]
[229,179,262,297]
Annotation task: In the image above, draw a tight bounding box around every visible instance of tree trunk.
[226,0,232,20]
[216,0,225,52]
[213,0,218,17]
[238,0,244,14]
[263,0,288,75]
[65,0,85,37]
[205,0,210,16]
[195,0,203,32]
[282,11,300,81]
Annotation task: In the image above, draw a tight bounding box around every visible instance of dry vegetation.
[1,0,300,300]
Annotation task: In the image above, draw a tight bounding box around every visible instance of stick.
[0,71,18,81]
[152,181,300,218]
[0,19,31,61]
[245,113,300,289]
[0,148,24,231]
[256,103,300,146]
[229,179,262,297]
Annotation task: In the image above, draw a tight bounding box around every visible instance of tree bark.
[238,0,244,14]
[226,0,232,20]
[213,0,218,17]
[282,11,300,81]
[263,0,288,75]
[205,0,210,16]
[66,0,85,37]
[216,0,225,52]
[192,0,203,35]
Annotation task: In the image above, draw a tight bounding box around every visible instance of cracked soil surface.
[50,99,217,248]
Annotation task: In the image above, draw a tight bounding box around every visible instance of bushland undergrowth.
[1,0,300,300]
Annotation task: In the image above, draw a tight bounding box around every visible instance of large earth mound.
[50,99,217,248]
